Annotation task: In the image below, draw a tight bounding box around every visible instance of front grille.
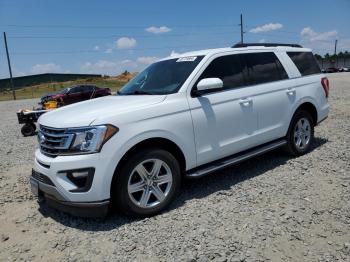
[32,170,55,186]
[38,125,74,157]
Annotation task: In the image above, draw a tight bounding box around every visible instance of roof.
[233,43,302,48]
[162,45,312,61]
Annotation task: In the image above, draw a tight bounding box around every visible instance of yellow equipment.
[43,100,58,109]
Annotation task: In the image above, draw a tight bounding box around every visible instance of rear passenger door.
[242,52,295,143]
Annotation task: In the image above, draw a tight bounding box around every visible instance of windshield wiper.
[123,90,153,95]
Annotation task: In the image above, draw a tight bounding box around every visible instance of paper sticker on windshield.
[176,56,197,62]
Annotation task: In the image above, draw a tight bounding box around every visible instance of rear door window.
[85,86,95,92]
[287,52,321,76]
[243,52,288,85]
[197,54,246,90]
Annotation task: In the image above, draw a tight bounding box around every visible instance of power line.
[245,26,348,40]
[11,42,233,55]
[8,31,240,39]
[1,23,236,29]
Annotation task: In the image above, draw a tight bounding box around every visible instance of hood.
[38,95,166,128]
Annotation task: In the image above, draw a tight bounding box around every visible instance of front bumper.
[30,174,109,217]
[33,149,117,202]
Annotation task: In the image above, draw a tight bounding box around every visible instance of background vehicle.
[40,85,111,105]
[18,85,111,137]
[31,43,329,218]
[339,67,349,72]
[322,67,339,73]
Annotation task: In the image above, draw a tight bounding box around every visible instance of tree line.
[314,51,350,61]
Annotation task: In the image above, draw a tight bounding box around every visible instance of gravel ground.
[0,73,349,262]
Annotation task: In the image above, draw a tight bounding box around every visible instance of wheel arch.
[110,137,187,197]
[294,101,318,126]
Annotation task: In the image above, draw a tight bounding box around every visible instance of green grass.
[0,77,127,101]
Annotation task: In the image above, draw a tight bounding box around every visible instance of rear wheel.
[285,110,314,156]
[112,149,181,217]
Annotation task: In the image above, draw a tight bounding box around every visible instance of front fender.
[113,129,190,167]
[98,128,195,199]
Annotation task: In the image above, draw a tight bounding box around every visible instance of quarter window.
[287,52,321,76]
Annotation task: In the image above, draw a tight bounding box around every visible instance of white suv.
[31,43,330,217]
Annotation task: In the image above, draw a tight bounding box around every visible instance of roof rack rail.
[232,43,303,48]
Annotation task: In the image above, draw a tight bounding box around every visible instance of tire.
[30,123,37,132]
[112,149,181,217]
[21,123,36,137]
[285,110,314,156]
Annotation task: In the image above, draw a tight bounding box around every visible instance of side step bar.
[186,139,287,178]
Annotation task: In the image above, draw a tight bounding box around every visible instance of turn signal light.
[321,77,329,98]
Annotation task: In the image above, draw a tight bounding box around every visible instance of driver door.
[188,53,258,166]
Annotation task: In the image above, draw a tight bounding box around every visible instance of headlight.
[66,125,118,155]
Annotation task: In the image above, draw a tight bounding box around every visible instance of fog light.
[59,168,95,193]
[71,170,89,178]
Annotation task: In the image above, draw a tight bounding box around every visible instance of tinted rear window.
[243,52,288,85]
[287,52,321,76]
[197,54,245,90]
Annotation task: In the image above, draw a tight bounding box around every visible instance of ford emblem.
[38,132,46,144]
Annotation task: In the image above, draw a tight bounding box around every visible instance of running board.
[186,139,287,178]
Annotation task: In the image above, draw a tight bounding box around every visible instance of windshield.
[118,56,203,95]
[59,87,71,94]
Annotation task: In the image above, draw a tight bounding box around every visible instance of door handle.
[286,88,296,96]
[239,98,252,107]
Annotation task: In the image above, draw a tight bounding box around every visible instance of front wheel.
[285,110,314,156]
[21,123,36,137]
[112,149,181,217]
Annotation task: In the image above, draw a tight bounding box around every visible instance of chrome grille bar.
[38,125,74,157]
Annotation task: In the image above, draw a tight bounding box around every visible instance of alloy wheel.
[127,159,173,208]
[293,117,311,150]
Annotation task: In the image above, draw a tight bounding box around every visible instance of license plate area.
[30,170,39,197]
[30,179,39,197]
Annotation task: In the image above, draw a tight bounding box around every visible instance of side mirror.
[196,78,223,92]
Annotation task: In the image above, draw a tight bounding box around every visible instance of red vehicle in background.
[17,85,112,136]
[40,85,111,105]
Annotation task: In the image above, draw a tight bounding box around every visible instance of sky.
[0,0,349,78]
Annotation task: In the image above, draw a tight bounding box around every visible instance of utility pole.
[334,39,338,68]
[3,32,16,100]
[239,14,244,44]
[334,39,338,56]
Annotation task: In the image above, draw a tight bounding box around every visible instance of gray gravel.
[0,73,349,261]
